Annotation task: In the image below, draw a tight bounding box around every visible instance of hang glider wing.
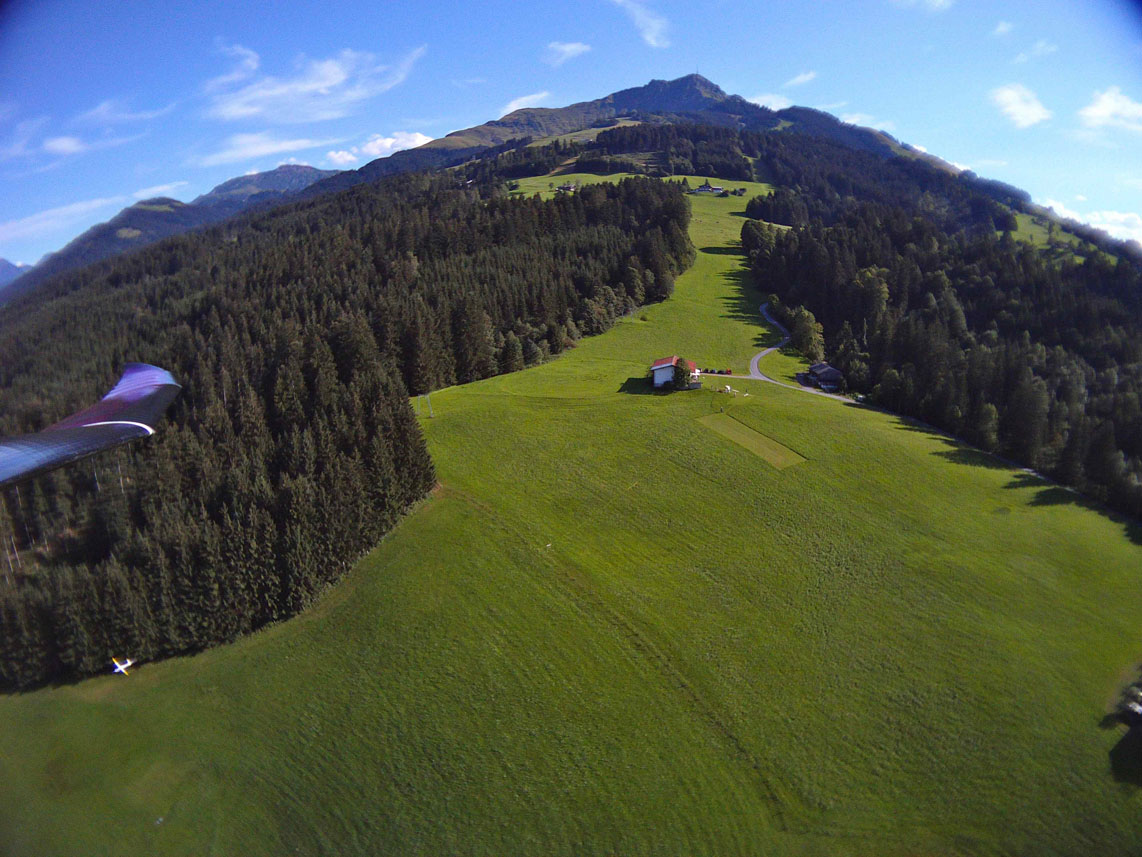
[0,364,181,489]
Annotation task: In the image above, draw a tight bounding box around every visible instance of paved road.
[738,303,851,403]
[737,304,1068,486]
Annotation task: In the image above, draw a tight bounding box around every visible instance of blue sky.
[1,0,1141,265]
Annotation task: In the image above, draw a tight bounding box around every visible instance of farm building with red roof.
[650,355,699,388]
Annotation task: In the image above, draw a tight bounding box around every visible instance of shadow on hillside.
[1004,473,1077,506]
[891,417,1142,546]
[1003,473,1142,544]
[712,255,779,351]
[1110,728,1142,787]
[933,447,1013,471]
[617,376,663,395]
[699,245,745,256]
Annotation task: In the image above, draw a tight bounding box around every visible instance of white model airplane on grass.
[112,657,134,675]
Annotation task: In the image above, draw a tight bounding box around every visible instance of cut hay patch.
[698,413,806,469]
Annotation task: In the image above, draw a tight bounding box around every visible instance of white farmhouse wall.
[652,365,675,387]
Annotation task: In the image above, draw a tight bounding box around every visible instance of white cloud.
[1042,198,1081,220]
[992,20,1013,36]
[783,71,817,88]
[206,42,261,91]
[0,118,48,160]
[990,83,1051,128]
[500,91,551,115]
[41,133,141,156]
[749,93,792,110]
[1043,198,1142,244]
[1079,86,1142,133]
[0,195,127,244]
[608,0,670,48]
[815,100,848,111]
[1075,194,1087,202]
[360,131,431,157]
[42,136,86,155]
[206,45,426,124]
[76,99,174,125]
[841,112,897,132]
[133,181,188,199]
[325,130,432,165]
[1013,39,1057,63]
[545,41,591,66]
[197,132,341,166]
[1086,210,1142,244]
[950,161,970,172]
[890,0,953,11]
[910,143,929,153]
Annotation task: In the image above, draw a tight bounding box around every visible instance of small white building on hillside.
[651,355,699,388]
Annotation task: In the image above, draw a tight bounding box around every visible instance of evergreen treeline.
[0,172,692,688]
[590,120,1142,268]
[594,124,754,180]
[744,203,1142,517]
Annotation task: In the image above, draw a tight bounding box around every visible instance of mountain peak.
[193,164,338,206]
[663,73,725,97]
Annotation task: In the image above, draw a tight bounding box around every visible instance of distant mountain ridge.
[6,75,973,304]
[0,259,31,291]
[3,164,337,304]
[192,164,339,206]
[306,74,907,197]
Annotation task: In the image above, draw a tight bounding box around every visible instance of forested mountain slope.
[743,196,1142,519]
[305,74,903,196]
[4,166,337,304]
[0,172,692,688]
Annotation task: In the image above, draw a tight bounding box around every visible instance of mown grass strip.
[698,412,806,469]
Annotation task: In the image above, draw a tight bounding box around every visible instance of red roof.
[651,356,697,372]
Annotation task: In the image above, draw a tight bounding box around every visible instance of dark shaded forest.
[744,205,1142,518]
[0,172,692,688]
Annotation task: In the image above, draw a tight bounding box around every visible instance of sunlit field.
[2,182,1140,857]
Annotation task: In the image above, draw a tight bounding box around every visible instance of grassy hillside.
[2,180,1140,856]
[1005,210,1100,263]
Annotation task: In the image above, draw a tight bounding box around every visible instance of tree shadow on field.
[618,376,665,395]
[1004,472,1076,506]
[933,447,1013,471]
[699,245,745,256]
[710,251,781,351]
[1110,728,1142,787]
[891,417,1142,546]
[1003,472,1142,545]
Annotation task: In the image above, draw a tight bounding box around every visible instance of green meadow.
[697,412,806,469]
[2,180,1141,856]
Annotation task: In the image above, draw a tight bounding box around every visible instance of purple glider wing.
[0,364,181,489]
